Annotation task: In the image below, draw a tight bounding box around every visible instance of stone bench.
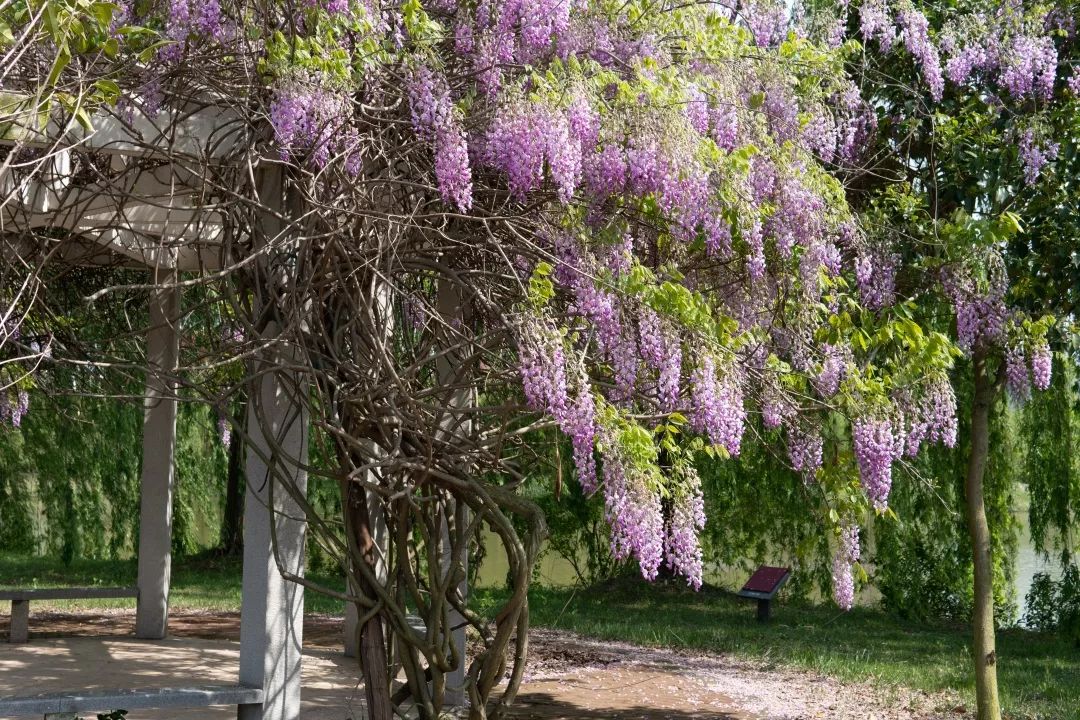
[0,684,263,719]
[0,588,139,643]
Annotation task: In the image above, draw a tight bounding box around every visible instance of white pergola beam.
[1,97,246,161]
[2,163,227,271]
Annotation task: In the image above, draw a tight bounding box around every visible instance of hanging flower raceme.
[1018,129,1059,186]
[406,67,474,210]
[218,413,232,449]
[664,467,706,589]
[787,424,823,478]
[638,308,682,411]
[855,248,899,311]
[814,343,849,398]
[1005,341,1032,404]
[999,34,1057,101]
[941,259,1008,353]
[897,6,944,101]
[269,80,360,173]
[517,318,598,492]
[831,521,861,610]
[898,374,958,456]
[690,355,746,457]
[0,390,29,428]
[1031,340,1052,391]
[158,0,230,62]
[853,414,902,510]
[859,0,896,52]
[600,434,664,580]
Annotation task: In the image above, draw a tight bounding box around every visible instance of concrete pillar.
[237,358,309,720]
[135,271,180,640]
[435,281,469,707]
[9,599,29,643]
[343,597,358,659]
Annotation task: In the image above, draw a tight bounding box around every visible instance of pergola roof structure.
[1,103,315,720]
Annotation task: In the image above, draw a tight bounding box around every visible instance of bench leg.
[9,599,29,643]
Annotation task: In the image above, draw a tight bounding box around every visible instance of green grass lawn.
[3,555,1077,719]
[0,553,346,615]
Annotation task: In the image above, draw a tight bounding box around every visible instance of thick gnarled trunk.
[964,351,1002,720]
[344,479,394,720]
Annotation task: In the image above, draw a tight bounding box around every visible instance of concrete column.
[9,599,29,643]
[135,270,180,640]
[237,358,309,720]
[435,281,469,708]
[343,597,358,659]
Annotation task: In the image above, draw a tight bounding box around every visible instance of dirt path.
[1,611,965,719]
[512,629,966,719]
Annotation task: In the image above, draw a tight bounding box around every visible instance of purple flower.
[832,521,860,610]
[690,355,746,457]
[787,425,823,476]
[853,415,902,510]
[664,469,706,589]
[1006,342,1031,403]
[1018,129,1059,186]
[1000,35,1057,101]
[1031,342,1052,391]
[898,8,944,101]
[859,0,895,52]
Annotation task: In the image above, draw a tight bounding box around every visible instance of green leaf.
[73,106,93,131]
[47,45,71,88]
[94,78,120,99]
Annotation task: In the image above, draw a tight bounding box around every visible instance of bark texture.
[964,351,1002,720]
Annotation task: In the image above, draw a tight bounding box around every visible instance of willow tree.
[1,0,973,718]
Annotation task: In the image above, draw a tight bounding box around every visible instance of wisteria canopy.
[0,0,1068,717]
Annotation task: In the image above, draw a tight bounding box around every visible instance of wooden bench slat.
[0,588,138,601]
[0,685,263,715]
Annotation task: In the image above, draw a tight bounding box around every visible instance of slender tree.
[809,1,1079,716]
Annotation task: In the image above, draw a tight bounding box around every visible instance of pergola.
[2,102,322,720]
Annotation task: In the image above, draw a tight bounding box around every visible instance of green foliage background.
[1,357,1077,626]
[0,387,228,562]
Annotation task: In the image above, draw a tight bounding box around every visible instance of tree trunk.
[219,405,245,555]
[964,351,1002,720]
[359,606,393,720]
[345,479,394,720]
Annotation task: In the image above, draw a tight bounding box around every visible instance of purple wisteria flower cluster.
[0,391,30,428]
[407,67,474,210]
[941,261,1008,353]
[160,0,228,62]
[831,521,861,610]
[861,0,1060,104]
[270,81,360,174]
[853,415,903,510]
[1018,129,1059,186]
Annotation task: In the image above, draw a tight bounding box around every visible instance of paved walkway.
[0,637,365,720]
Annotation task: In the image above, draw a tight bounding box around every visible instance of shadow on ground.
[509,691,746,719]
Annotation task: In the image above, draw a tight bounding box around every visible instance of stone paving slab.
[0,637,365,720]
